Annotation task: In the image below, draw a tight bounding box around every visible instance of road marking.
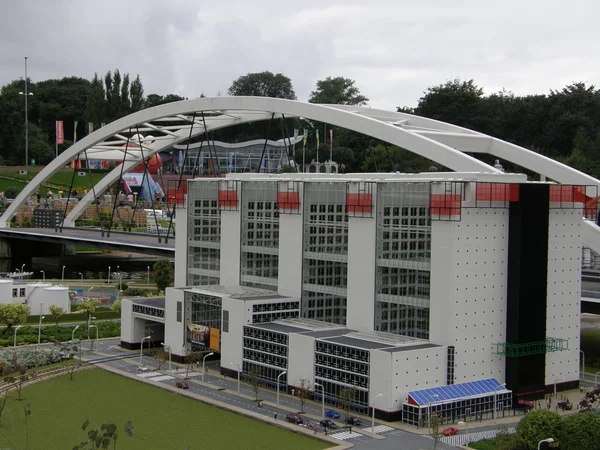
[425,427,517,446]
[362,425,395,434]
[330,431,362,441]
[137,372,163,378]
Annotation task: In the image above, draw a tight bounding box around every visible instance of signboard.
[56,121,64,144]
[187,324,220,351]
[122,173,146,187]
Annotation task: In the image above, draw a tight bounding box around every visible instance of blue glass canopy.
[408,378,506,406]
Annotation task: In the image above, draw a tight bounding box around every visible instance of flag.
[303,129,308,148]
[329,129,333,157]
[316,130,320,149]
[55,121,64,145]
[73,121,78,143]
[89,122,94,134]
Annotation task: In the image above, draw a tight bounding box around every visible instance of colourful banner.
[329,129,333,157]
[55,121,64,145]
[73,121,78,143]
[89,122,94,134]
[303,129,308,147]
[316,129,320,149]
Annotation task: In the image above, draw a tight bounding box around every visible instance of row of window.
[243,327,288,345]
[315,342,370,363]
[251,311,299,324]
[315,366,369,389]
[12,288,26,298]
[252,302,300,313]
[132,304,165,318]
[243,349,287,369]
[315,354,370,376]
[243,338,288,357]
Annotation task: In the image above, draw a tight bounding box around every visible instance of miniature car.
[175,381,189,389]
[319,419,338,429]
[557,400,572,410]
[325,409,340,419]
[345,416,363,426]
[517,399,535,409]
[442,427,459,436]
[286,413,304,424]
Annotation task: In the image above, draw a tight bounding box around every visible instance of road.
[79,339,459,450]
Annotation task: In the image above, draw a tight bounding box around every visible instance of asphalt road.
[79,339,459,450]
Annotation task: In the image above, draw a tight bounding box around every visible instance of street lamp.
[40,270,45,282]
[161,342,172,372]
[19,56,32,167]
[71,325,80,342]
[554,378,565,398]
[458,421,469,445]
[277,371,288,406]
[117,290,123,302]
[493,383,507,422]
[107,266,111,284]
[87,286,94,299]
[314,382,325,417]
[147,266,150,285]
[14,325,22,347]
[202,352,214,382]
[37,301,44,347]
[87,316,96,339]
[140,336,151,369]
[538,438,555,450]
[21,264,25,279]
[372,393,383,433]
[232,362,241,394]
[78,272,84,282]
[88,325,98,349]
[61,265,66,285]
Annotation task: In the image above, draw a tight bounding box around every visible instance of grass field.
[0,369,327,450]
[0,171,105,194]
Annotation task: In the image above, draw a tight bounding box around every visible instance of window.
[176,302,182,323]
[19,288,26,297]
[12,288,17,298]
[223,310,229,333]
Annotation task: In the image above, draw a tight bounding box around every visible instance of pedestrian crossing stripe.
[151,375,175,381]
[138,372,163,378]
[330,431,361,441]
[363,425,395,434]
[423,427,516,446]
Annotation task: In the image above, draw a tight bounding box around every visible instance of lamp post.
[232,362,241,394]
[161,342,172,372]
[21,264,25,279]
[372,393,383,433]
[554,378,565,398]
[202,352,214,382]
[61,265,65,285]
[538,438,555,450]
[117,290,123,302]
[40,270,45,282]
[37,301,44,347]
[107,266,111,284]
[493,383,507,422]
[580,349,585,376]
[458,421,469,445]
[314,382,325,417]
[87,286,94,299]
[140,336,151,369]
[18,56,32,167]
[427,394,439,427]
[71,325,79,342]
[14,325,22,347]
[78,272,84,283]
[87,316,96,339]
[277,371,288,406]
[147,266,150,285]
[89,325,98,350]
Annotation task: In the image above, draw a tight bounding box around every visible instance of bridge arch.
[1,96,600,229]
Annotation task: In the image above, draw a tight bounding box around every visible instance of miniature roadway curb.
[88,353,352,450]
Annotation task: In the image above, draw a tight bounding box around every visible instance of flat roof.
[322,335,394,350]
[184,285,289,300]
[246,322,309,334]
[379,343,440,353]
[408,378,510,406]
[131,297,165,309]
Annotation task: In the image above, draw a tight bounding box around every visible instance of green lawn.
[0,369,327,450]
[0,170,105,194]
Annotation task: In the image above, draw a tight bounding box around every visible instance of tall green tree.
[309,76,368,105]
[515,409,561,450]
[130,75,145,111]
[0,304,30,334]
[85,73,106,126]
[228,71,296,99]
[144,93,185,108]
[153,259,173,291]
[120,73,131,112]
[557,412,600,450]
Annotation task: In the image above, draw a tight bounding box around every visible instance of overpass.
[0,227,174,257]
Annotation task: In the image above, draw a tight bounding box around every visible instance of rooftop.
[131,297,165,309]
[184,285,289,300]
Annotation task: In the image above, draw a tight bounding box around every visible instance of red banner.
[56,121,64,144]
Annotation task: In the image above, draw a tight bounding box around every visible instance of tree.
[429,412,442,450]
[184,351,202,380]
[228,71,297,99]
[144,93,185,108]
[515,409,562,450]
[48,305,65,325]
[153,347,169,370]
[77,299,100,323]
[130,75,144,112]
[0,304,30,334]
[297,378,312,413]
[73,419,134,450]
[85,73,106,126]
[1,356,31,400]
[309,76,368,106]
[111,300,122,315]
[579,386,600,412]
[153,259,173,291]
[247,366,261,401]
[557,411,600,450]
[339,387,356,427]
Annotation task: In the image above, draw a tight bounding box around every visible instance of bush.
[0,347,63,368]
[4,186,20,199]
[10,322,121,347]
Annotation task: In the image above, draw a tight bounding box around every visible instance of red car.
[517,399,534,409]
[176,381,189,389]
[286,413,304,424]
[442,427,459,436]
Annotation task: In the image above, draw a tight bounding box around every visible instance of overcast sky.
[1,0,598,110]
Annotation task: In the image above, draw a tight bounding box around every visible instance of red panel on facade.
[407,395,417,406]
[167,189,185,205]
[430,194,461,216]
[218,189,238,207]
[549,185,586,203]
[346,193,373,213]
[476,183,520,202]
[277,191,300,210]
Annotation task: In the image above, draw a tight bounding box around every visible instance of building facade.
[128,171,587,423]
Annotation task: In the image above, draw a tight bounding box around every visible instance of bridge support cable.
[279,114,293,169]
[59,155,80,233]
[82,148,105,237]
[200,112,219,177]
[165,113,197,244]
[369,140,379,172]
[108,130,133,238]
[134,126,163,243]
[257,113,276,173]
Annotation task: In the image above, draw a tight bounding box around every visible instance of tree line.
[1,68,599,179]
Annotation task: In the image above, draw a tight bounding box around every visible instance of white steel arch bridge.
[1,96,599,253]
